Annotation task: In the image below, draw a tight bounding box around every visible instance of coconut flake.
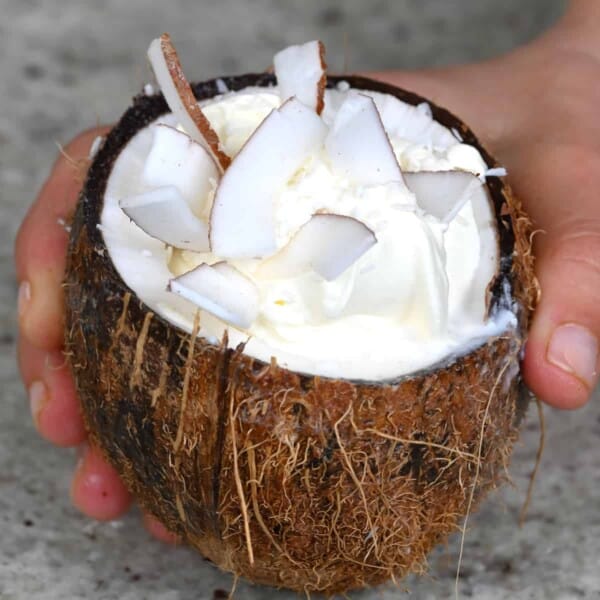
[210,97,328,259]
[274,40,327,114]
[168,262,259,328]
[404,170,485,223]
[215,78,229,94]
[143,82,155,96]
[485,167,508,178]
[416,102,433,119]
[88,135,104,160]
[120,186,210,252]
[451,127,463,142]
[142,124,219,217]
[325,93,405,186]
[259,213,376,281]
[147,34,230,172]
[57,217,72,233]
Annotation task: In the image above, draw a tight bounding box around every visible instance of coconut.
[257,213,377,281]
[210,97,328,259]
[64,57,536,594]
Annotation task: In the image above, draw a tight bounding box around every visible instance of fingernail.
[18,281,31,319]
[29,380,47,426]
[547,323,599,388]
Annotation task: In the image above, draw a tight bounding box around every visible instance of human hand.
[15,3,599,530]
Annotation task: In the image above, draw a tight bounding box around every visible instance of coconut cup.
[64,73,536,595]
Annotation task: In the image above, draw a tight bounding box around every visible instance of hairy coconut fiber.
[64,74,537,595]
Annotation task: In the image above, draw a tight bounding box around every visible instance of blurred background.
[1,0,568,243]
[5,1,600,599]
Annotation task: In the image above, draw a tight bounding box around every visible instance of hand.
[15,4,599,530]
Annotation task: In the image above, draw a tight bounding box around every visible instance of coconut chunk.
[210,97,328,259]
[142,125,219,217]
[259,214,376,281]
[147,34,230,172]
[120,186,209,252]
[325,93,405,186]
[168,262,259,329]
[404,170,484,223]
[274,40,327,114]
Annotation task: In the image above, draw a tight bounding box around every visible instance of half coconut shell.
[64,73,536,595]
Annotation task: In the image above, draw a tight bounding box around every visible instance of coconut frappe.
[105,37,514,380]
[65,35,535,593]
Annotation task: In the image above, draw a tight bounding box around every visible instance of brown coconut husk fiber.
[64,73,537,595]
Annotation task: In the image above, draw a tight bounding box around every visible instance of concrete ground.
[3,1,599,599]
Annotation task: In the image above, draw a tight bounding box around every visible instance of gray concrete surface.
[4,1,600,599]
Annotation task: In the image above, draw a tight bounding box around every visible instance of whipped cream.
[102,86,513,380]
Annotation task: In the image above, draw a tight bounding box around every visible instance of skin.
[14,1,600,538]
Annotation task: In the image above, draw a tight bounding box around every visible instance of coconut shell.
[64,74,536,595]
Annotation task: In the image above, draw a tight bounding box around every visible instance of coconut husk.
[64,74,537,595]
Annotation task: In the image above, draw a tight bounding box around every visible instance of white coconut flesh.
[141,124,219,219]
[273,40,326,114]
[147,34,229,171]
[404,170,485,223]
[210,97,328,259]
[101,44,515,380]
[258,214,377,281]
[120,186,210,252]
[325,93,406,187]
[168,262,259,329]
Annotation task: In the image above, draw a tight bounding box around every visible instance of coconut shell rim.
[77,72,523,386]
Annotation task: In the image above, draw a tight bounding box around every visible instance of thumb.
[520,148,600,409]
[523,232,600,409]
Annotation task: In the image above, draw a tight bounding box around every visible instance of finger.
[15,126,111,351]
[18,336,86,447]
[142,512,182,545]
[71,444,133,521]
[513,144,600,408]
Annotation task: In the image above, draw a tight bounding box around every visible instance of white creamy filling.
[102,86,515,380]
